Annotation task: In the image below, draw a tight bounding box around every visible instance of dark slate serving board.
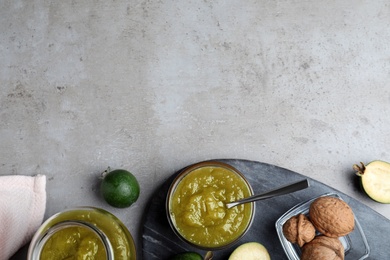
[141,159,390,260]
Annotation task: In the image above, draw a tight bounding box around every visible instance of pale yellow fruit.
[353,161,390,203]
[228,242,271,260]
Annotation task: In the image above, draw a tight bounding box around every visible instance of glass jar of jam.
[28,207,136,260]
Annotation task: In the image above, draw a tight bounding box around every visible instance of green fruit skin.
[170,252,203,260]
[355,161,390,204]
[101,169,140,208]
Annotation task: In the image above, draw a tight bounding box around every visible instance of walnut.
[309,196,354,237]
[301,235,344,260]
[282,214,316,247]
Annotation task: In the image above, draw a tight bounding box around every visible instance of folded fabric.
[0,175,46,260]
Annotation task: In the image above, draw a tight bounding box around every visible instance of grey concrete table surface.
[1,1,390,259]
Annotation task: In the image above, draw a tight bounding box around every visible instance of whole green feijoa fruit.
[100,168,140,208]
[170,252,203,260]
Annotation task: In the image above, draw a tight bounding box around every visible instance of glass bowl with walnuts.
[275,193,370,260]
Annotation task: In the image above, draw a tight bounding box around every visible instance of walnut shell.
[282,214,316,247]
[309,196,354,237]
[301,235,344,260]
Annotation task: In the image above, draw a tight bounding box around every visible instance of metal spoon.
[225,179,309,209]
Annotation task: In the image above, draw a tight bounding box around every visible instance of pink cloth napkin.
[0,175,46,260]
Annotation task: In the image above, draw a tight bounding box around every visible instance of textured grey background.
[1,0,389,259]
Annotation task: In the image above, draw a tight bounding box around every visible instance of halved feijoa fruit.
[353,161,390,203]
[228,242,271,260]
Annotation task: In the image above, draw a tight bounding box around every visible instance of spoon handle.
[225,179,309,209]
